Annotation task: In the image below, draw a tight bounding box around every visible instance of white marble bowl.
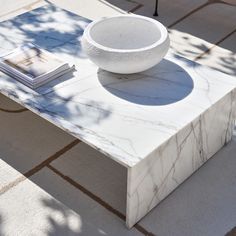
[81,15,170,74]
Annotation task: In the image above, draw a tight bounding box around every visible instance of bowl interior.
[89,17,162,50]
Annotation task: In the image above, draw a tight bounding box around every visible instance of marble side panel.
[126,90,236,227]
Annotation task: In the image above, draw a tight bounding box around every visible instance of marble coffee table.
[0,4,236,228]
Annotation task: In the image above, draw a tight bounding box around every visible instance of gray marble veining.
[0,4,235,228]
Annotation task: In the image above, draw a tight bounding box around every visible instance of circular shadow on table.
[97,59,194,106]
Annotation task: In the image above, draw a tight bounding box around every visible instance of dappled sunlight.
[0,5,114,132]
[197,48,236,76]
[0,4,91,57]
[169,29,236,76]
[41,198,82,235]
[0,0,235,235]
[109,0,236,77]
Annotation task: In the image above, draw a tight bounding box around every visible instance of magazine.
[0,44,74,89]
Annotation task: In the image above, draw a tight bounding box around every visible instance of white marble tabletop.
[0,5,235,167]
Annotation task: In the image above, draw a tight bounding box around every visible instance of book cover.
[0,44,74,89]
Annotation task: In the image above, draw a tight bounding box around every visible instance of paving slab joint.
[0,107,28,113]
[47,164,156,235]
[0,139,80,195]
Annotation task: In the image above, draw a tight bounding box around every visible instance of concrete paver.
[0,0,45,22]
[169,3,236,60]
[48,0,126,20]
[0,94,74,187]
[133,0,207,26]
[0,167,141,235]
[0,93,25,110]
[51,142,127,214]
[0,0,235,235]
[0,159,24,188]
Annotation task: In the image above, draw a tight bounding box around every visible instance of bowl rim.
[83,15,169,53]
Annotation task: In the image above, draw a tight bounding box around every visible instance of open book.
[0,44,74,89]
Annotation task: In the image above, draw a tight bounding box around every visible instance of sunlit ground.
[0,0,235,235]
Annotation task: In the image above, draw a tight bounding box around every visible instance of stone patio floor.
[0,0,235,235]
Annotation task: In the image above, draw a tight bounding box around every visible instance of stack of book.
[0,44,74,89]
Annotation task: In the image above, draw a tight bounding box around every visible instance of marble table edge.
[1,84,236,170]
